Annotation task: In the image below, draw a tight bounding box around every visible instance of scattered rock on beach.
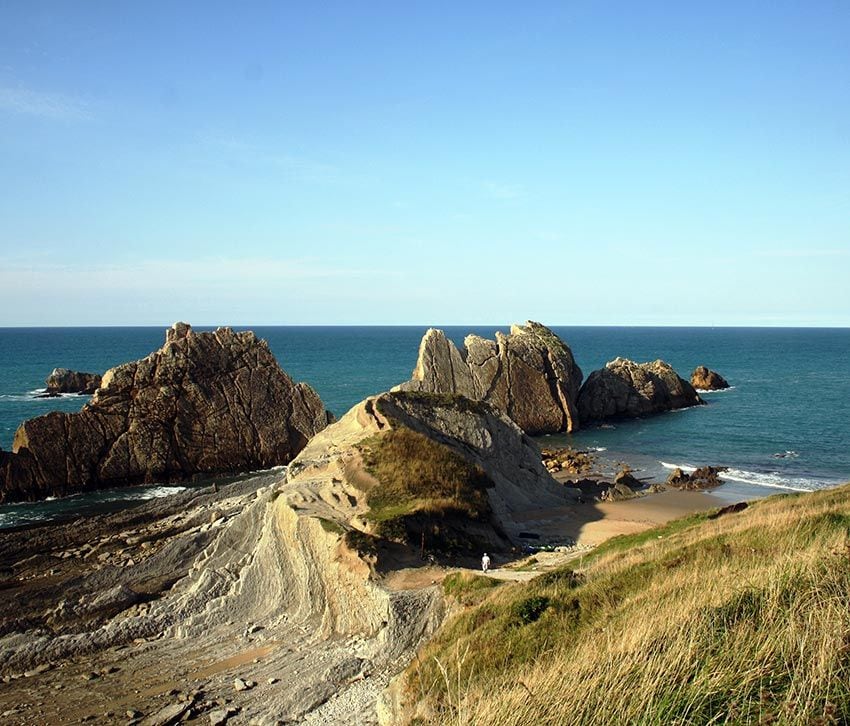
[394,321,583,434]
[541,447,596,475]
[691,366,730,391]
[577,357,703,423]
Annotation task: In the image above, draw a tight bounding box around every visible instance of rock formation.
[691,366,730,391]
[393,321,583,435]
[0,323,332,503]
[44,368,102,395]
[0,390,577,722]
[665,465,726,490]
[576,357,703,423]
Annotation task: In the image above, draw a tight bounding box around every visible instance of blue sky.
[0,1,848,326]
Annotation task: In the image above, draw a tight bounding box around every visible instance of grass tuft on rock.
[355,426,492,553]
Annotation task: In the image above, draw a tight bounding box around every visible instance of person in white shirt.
[481,552,491,572]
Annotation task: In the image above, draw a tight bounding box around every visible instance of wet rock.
[1,323,333,503]
[666,466,726,490]
[394,321,583,434]
[691,366,730,391]
[577,357,703,423]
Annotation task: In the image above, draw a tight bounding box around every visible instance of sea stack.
[0,323,332,503]
[691,366,730,391]
[393,321,583,435]
[44,368,102,395]
[577,357,703,423]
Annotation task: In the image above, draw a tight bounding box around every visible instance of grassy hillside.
[405,485,850,725]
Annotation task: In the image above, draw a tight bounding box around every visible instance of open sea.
[1,325,848,528]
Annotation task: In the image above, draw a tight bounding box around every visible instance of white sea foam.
[660,461,819,493]
[695,386,737,394]
[98,485,187,503]
[589,446,608,452]
[660,461,697,473]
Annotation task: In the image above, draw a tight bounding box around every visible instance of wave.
[660,461,820,493]
[589,446,608,452]
[695,386,737,394]
[0,390,91,402]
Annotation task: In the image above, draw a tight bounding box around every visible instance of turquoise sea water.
[1,326,848,526]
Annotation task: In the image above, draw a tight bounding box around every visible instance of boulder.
[576,357,703,423]
[45,368,102,395]
[691,366,730,391]
[614,469,642,490]
[600,480,636,501]
[665,466,726,490]
[0,323,332,503]
[393,321,583,434]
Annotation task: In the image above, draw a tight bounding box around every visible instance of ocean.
[1,325,848,528]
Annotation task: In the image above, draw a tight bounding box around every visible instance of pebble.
[233,677,255,692]
[267,677,279,685]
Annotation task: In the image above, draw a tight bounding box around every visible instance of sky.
[0,1,848,326]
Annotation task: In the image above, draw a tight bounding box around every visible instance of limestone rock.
[45,368,102,395]
[394,321,583,434]
[691,366,730,391]
[576,357,703,423]
[0,323,332,503]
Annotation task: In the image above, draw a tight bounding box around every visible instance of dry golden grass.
[406,486,850,725]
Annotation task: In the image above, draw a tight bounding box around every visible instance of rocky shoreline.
[0,320,743,724]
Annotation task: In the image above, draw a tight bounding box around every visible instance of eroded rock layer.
[0,323,332,503]
[577,357,703,423]
[393,321,583,435]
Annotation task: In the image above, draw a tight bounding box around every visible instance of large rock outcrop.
[0,390,576,722]
[393,321,583,435]
[45,368,102,395]
[0,323,332,503]
[577,357,703,423]
[691,366,730,391]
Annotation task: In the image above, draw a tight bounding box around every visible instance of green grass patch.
[355,426,493,553]
[317,517,344,535]
[442,571,502,605]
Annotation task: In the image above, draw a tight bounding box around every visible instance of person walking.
[481,552,491,572]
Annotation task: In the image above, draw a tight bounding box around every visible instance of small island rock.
[576,357,703,423]
[45,368,102,395]
[690,366,730,391]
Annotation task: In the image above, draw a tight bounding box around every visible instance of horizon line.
[1,322,849,330]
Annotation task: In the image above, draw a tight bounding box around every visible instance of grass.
[406,484,850,725]
[443,572,503,606]
[355,426,493,553]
